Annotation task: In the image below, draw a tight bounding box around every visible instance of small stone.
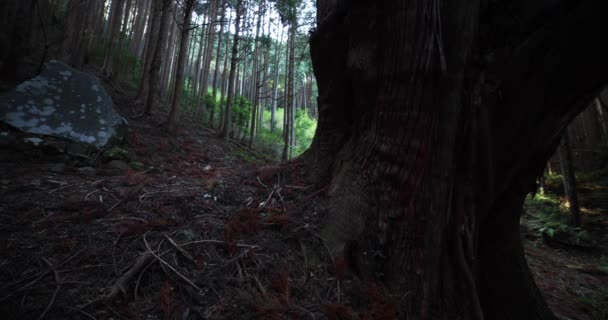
[23,137,44,146]
[78,166,97,176]
[50,163,66,173]
[107,160,128,171]
[129,161,144,170]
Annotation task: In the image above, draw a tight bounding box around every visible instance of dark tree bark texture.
[304,0,608,319]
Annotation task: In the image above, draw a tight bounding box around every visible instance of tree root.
[104,252,153,300]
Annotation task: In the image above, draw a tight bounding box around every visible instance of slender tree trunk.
[167,0,196,133]
[558,131,581,226]
[219,28,231,132]
[219,0,244,139]
[101,0,125,78]
[282,20,296,161]
[191,14,207,109]
[594,98,608,145]
[144,0,171,115]
[258,37,269,134]
[199,0,219,118]
[248,3,264,148]
[210,0,227,127]
[161,19,177,98]
[111,0,132,78]
[270,24,283,133]
[135,0,161,105]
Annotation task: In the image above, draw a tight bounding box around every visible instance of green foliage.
[293,108,316,156]
[257,127,284,159]
[524,193,570,238]
[232,95,251,131]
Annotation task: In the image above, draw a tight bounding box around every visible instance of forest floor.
[0,79,607,320]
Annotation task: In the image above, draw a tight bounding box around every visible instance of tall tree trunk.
[161,19,177,98]
[219,28,231,132]
[282,19,296,161]
[135,0,161,105]
[191,14,207,110]
[594,98,608,145]
[303,0,608,318]
[258,33,270,134]
[248,2,264,148]
[198,0,219,118]
[62,0,94,68]
[144,0,171,115]
[167,0,196,133]
[209,0,227,127]
[558,131,581,226]
[270,24,283,133]
[101,0,125,78]
[112,0,132,78]
[219,0,244,139]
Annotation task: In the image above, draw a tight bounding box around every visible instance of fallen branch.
[104,252,153,300]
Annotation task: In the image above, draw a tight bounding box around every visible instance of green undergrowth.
[524,193,571,238]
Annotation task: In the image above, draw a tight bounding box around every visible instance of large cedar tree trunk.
[305,0,608,319]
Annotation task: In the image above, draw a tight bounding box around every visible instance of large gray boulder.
[0,60,124,147]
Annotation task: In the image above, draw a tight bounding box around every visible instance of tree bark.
[168,0,196,133]
[248,1,264,148]
[218,22,231,132]
[135,0,161,105]
[219,0,244,139]
[558,131,581,226]
[101,0,125,78]
[305,0,608,318]
[270,24,283,133]
[144,0,171,115]
[198,0,218,118]
[209,0,227,127]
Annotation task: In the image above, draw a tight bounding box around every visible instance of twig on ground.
[163,233,194,262]
[38,258,62,320]
[64,306,97,320]
[180,239,259,249]
[104,252,153,300]
[299,240,309,285]
[134,259,156,300]
[256,176,269,189]
[108,198,124,212]
[251,274,267,297]
[138,187,202,203]
[143,233,203,293]
[0,249,82,302]
[38,285,60,320]
[49,180,103,194]
[260,190,274,207]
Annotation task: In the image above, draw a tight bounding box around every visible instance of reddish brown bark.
[306,0,608,318]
